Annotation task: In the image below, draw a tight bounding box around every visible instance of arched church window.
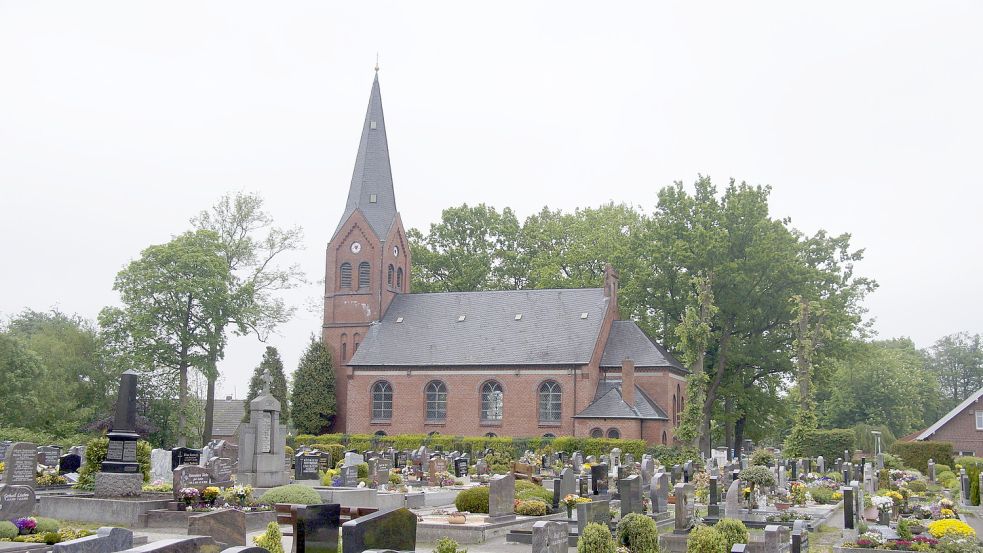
[340,263,352,289]
[353,332,360,354]
[662,431,668,445]
[607,428,620,439]
[340,333,347,362]
[396,267,403,290]
[371,380,393,420]
[425,380,447,422]
[672,395,677,425]
[388,264,394,286]
[538,380,562,422]
[590,428,603,439]
[358,262,371,289]
[480,381,504,421]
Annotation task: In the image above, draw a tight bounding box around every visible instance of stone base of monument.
[144,507,276,530]
[94,472,143,497]
[237,469,290,488]
[38,494,172,526]
[418,511,565,545]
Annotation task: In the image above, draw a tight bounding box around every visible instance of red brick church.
[322,71,688,445]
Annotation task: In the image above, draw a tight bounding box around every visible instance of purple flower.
[14,517,37,533]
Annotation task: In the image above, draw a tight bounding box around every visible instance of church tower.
[323,69,410,433]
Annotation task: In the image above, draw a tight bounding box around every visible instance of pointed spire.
[334,70,398,239]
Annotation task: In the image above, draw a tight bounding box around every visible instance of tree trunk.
[203,375,216,444]
[734,416,746,459]
[724,396,734,459]
[796,298,811,411]
[700,320,733,450]
[178,363,188,447]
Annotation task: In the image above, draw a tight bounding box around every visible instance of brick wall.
[925,396,983,456]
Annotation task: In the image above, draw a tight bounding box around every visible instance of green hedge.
[0,427,95,450]
[889,441,954,473]
[293,433,648,459]
[797,429,855,462]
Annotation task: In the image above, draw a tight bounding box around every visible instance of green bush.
[739,466,776,489]
[714,519,749,553]
[34,518,60,533]
[0,521,17,540]
[890,441,954,473]
[882,453,905,470]
[615,512,659,553]
[907,480,928,493]
[808,486,836,504]
[517,487,553,504]
[74,436,152,490]
[515,499,549,516]
[687,525,727,553]
[750,449,775,467]
[853,424,897,455]
[936,464,952,475]
[646,445,705,470]
[259,484,322,505]
[253,521,285,553]
[578,522,615,553]
[796,429,855,462]
[434,537,467,553]
[455,486,490,513]
[937,470,956,484]
[0,427,94,451]
[357,462,369,479]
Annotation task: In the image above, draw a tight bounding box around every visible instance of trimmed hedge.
[260,484,322,505]
[293,433,648,459]
[889,441,954,473]
[455,486,489,513]
[797,429,855,462]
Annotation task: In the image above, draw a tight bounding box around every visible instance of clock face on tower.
[350,242,361,254]
[393,246,399,256]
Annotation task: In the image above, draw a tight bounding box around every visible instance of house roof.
[916,387,983,440]
[574,379,669,420]
[333,71,398,240]
[212,399,245,437]
[600,320,686,370]
[348,288,610,366]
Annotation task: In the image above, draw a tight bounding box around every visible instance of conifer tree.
[243,346,290,422]
[291,336,336,434]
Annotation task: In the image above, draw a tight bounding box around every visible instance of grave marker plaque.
[3,442,38,486]
[257,411,272,453]
[172,465,211,499]
[453,458,468,478]
[297,503,342,553]
[295,452,321,480]
[171,447,202,471]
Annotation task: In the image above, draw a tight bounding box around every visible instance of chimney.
[603,263,619,299]
[225,395,233,401]
[621,357,635,408]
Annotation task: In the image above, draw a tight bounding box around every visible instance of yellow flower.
[928,519,976,539]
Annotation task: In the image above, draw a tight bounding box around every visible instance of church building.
[322,71,688,444]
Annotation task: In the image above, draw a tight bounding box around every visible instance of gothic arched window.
[607,428,621,439]
[371,380,393,420]
[358,262,371,289]
[425,380,447,422]
[340,262,352,289]
[340,333,347,362]
[480,381,504,421]
[396,267,403,290]
[538,380,562,422]
[662,431,668,445]
[590,428,604,439]
[387,264,394,286]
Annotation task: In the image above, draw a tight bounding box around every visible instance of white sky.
[1,1,981,400]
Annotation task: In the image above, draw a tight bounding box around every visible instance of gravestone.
[560,467,576,498]
[238,368,288,487]
[683,460,693,483]
[0,441,37,520]
[610,448,622,467]
[651,472,669,514]
[342,465,359,487]
[38,445,61,468]
[151,449,173,483]
[345,451,365,467]
[453,458,468,478]
[297,503,341,553]
[475,459,489,475]
[579,476,588,497]
[552,479,562,509]
[817,456,825,474]
[171,447,202,471]
[842,486,855,529]
[59,453,82,475]
[188,508,247,547]
[295,451,321,480]
[102,371,140,477]
[724,478,740,517]
[791,520,809,553]
[208,457,234,487]
[928,459,936,483]
[671,464,682,484]
[572,452,584,472]
[764,525,790,553]
[618,475,642,517]
[532,520,567,553]
[576,499,610,536]
[375,457,393,483]
[640,457,654,485]
[778,466,786,488]
[489,473,516,521]
[673,483,691,533]
[708,475,719,517]
[591,463,609,495]
[52,526,133,553]
[341,507,416,553]
[172,465,211,499]
[428,456,449,484]
[0,482,35,520]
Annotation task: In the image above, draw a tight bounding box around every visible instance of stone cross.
[651,471,669,513]
[260,368,273,393]
[673,483,691,533]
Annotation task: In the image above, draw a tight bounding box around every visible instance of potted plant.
[202,486,220,506]
[180,487,200,509]
[872,496,893,525]
[448,512,467,524]
[738,466,776,514]
[563,494,590,518]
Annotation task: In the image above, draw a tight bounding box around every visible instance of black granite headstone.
[103,370,140,474]
[297,503,341,553]
[295,452,320,480]
[341,507,416,553]
[172,447,202,471]
[579,476,588,497]
[59,453,82,475]
[552,478,562,509]
[591,463,608,495]
[453,458,468,478]
[842,487,854,529]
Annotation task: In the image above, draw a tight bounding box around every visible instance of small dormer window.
[396,317,404,323]
[369,194,377,203]
[581,312,589,319]
[515,314,522,320]
[458,315,466,322]
[370,121,377,130]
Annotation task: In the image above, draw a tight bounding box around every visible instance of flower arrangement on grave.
[180,487,201,506]
[13,518,37,535]
[202,486,220,504]
[563,493,591,517]
[855,531,886,548]
[789,482,808,506]
[221,484,253,507]
[928,519,976,540]
[882,489,905,507]
[388,470,403,486]
[436,471,456,487]
[738,466,775,511]
[0,461,5,474]
[873,496,894,513]
[583,463,592,471]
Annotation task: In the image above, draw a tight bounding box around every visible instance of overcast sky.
[2,1,981,399]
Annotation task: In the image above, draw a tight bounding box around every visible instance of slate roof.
[348,288,610,366]
[600,320,686,370]
[574,379,669,420]
[333,71,399,240]
[212,399,245,438]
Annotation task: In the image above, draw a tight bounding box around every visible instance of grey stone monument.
[817,455,825,474]
[724,478,740,517]
[532,520,568,553]
[927,459,936,483]
[96,370,142,497]
[791,520,809,553]
[488,473,516,522]
[0,444,36,520]
[576,500,610,536]
[708,475,720,517]
[237,369,288,487]
[617,475,641,517]
[651,471,669,513]
[673,483,692,533]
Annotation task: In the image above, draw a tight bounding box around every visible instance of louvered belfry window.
[340,263,352,289]
[358,262,371,289]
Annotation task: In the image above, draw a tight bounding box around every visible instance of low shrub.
[714,519,749,553]
[890,441,954,473]
[646,445,705,470]
[0,521,17,540]
[907,480,928,493]
[882,453,905,470]
[687,525,727,553]
[578,522,615,553]
[808,487,836,505]
[516,486,553,504]
[34,518,60,533]
[253,521,285,553]
[434,536,467,553]
[259,484,322,505]
[750,449,775,467]
[935,464,952,475]
[515,499,548,516]
[455,486,489,513]
[928,519,976,539]
[615,512,659,553]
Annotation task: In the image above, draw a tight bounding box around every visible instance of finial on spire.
[374,53,379,72]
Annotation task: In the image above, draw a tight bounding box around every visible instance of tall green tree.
[291,337,336,435]
[0,333,44,429]
[926,332,983,410]
[674,274,716,450]
[100,230,231,446]
[244,346,290,422]
[190,191,304,442]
